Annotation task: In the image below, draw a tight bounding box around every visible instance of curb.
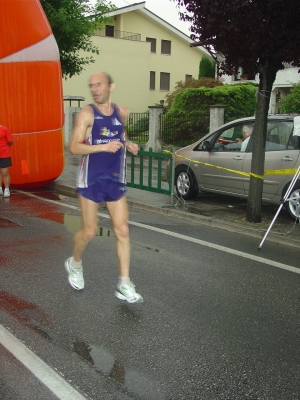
[48,181,300,250]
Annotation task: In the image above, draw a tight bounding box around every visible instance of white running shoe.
[115,281,143,303]
[3,188,10,198]
[65,258,84,290]
[0,188,3,196]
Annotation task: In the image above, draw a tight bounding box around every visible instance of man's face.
[89,73,112,104]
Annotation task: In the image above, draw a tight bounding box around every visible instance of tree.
[41,0,114,78]
[198,56,215,79]
[280,84,300,113]
[175,0,300,222]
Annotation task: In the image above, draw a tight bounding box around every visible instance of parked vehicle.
[166,115,300,219]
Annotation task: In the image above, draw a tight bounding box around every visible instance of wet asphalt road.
[1,188,300,399]
[50,150,300,248]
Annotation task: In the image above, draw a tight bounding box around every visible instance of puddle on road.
[2,191,114,236]
[24,189,63,201]
[73,340,165,399]
[38,213,114,236]
[63,214,114,237]
[74,341,124,381]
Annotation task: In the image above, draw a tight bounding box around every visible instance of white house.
[221,65,300,114]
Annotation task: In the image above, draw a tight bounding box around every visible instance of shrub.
[170,83,257,123]
[164,77,223,110]
[161,84,256,146]
[199,57,216,79]
[162,111,210,147]
[280,84,300,113]
[126,112,149,134]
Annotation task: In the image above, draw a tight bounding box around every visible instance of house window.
[105,25,114,37]
[160,72,170,91]
[161,40,171,55]
[150,71,155,90]
[185,75,192,81]
[146,37,156,53]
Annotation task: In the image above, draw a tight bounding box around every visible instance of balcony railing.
[94,29,141,41]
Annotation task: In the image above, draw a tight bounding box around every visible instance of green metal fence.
[126,147,173,196]
[161,111,210,146]
[126,113,149,144]
[127,111,211,147]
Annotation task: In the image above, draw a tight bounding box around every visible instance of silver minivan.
[168,115,300,219]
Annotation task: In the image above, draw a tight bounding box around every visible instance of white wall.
[62,36,150,113]
[220,66,300,113]
[62,8,211,114]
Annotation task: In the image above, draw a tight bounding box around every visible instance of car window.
[194,131,216,150]
[213,122,254,152]
[265,121,295,151]
[194,119,299,152]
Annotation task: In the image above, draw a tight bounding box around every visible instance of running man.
[65,71,143,303]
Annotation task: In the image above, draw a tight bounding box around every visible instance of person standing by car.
[65,71,143,303]
[0,124,14,197]
[235,124,254,151]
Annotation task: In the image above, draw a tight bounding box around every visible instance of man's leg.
[2,167,10,189]
[106,196,130,277]
[107,196,143,303]
[73,194,99,262]
[65,194,98,290]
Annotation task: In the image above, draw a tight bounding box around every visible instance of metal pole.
[258,204,284,250]
[170,151,176,206]
[258,165,300,249]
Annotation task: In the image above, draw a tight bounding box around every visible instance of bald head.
[89,72,114,86]
[89,72,115,105]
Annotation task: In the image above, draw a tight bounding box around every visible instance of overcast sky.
[108,0,192,36]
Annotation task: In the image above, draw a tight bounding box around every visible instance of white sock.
[118,277,130,286]
[71,258,82,269]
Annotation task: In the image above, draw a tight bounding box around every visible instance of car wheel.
[175,165,198,200]
[284,181,300,220]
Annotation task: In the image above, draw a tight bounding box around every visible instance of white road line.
[17,190,300,275]
[0,324,87,400]
[129,220,300,274]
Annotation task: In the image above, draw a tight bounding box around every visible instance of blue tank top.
[77,104,126,188]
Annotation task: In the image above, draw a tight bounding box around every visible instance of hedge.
[170,83,257,123]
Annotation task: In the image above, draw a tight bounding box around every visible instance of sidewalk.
[48,150,300,249]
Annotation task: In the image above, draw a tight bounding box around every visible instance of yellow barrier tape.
[264,168,297,175]
[164,150,298,180]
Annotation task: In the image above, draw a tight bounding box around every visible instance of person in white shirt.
[236,124,254,151]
